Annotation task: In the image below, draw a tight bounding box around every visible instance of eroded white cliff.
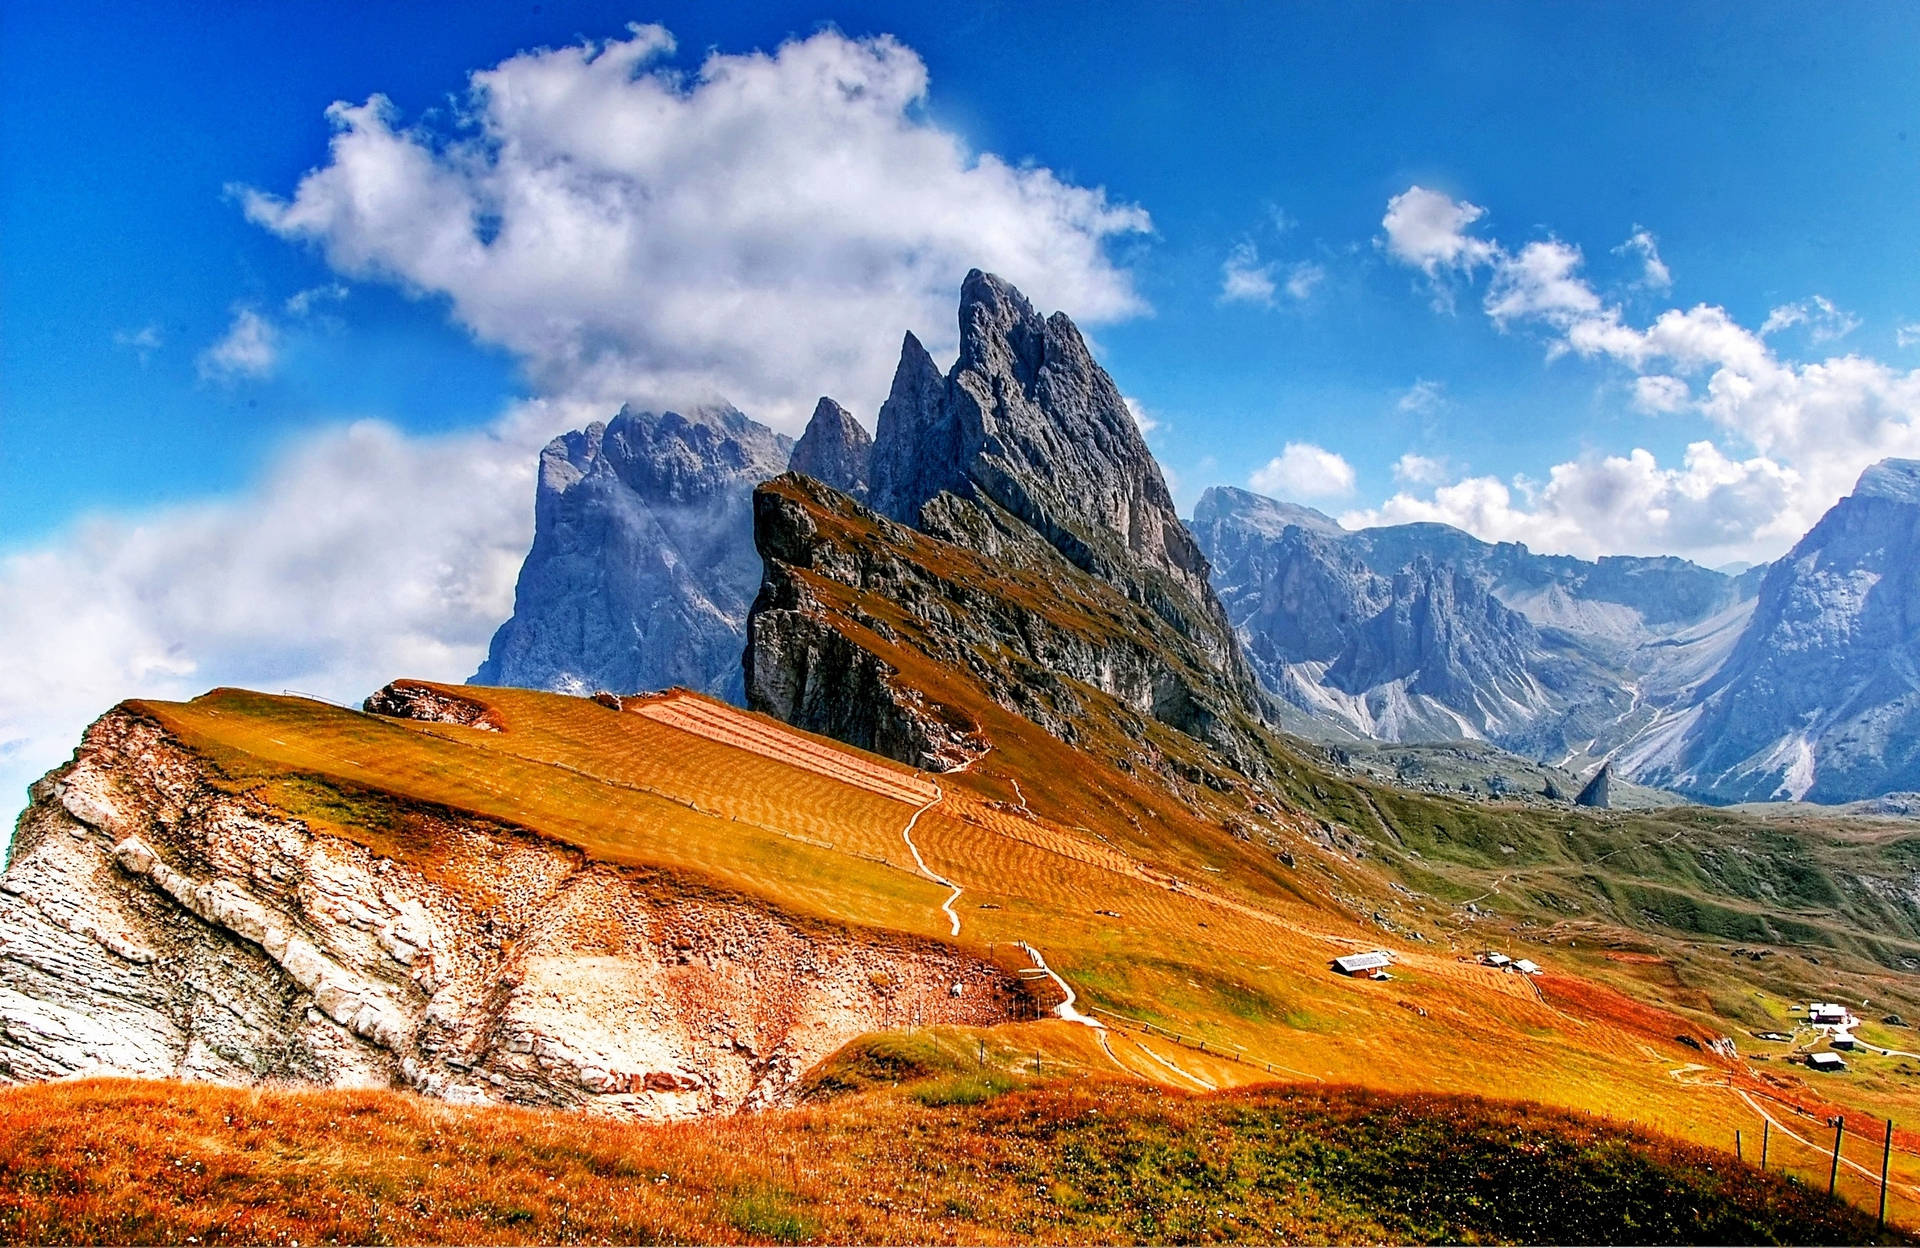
[0,707,1017,1118]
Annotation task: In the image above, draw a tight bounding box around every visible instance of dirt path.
[1734,1087,1917,1197]
[899,786,961,936]
[1593,825,1686,865]
[1018,942,1103,1029]
[1133,1038,1216,1090]
[1094,1029,1133,1075]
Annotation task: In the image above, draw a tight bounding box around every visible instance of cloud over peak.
[241,24,1151,431]
[1373,184,1920,563]
[1250,442,1356,500]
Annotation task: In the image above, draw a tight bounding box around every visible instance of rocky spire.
[868,331,959,523]
[788,397,872,499]
[1575,763,1612,809]
[865,270,1254,688]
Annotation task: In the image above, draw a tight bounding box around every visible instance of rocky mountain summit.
[869,272,1253,690]
[746,273,1272,779]
[788,397,872,500]
[472,404,791,703]
[1622,459,1920,803]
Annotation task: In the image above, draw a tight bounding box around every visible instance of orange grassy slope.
[0,1075,1894,1246]
[105,663,1918,1227]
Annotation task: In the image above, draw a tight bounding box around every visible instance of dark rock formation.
[746,475,1268,781]
[1575,763,1612,809]
[472,405,791,703]
[364,681,502,731]
[787,397,872,499]
[748,272,1272,778]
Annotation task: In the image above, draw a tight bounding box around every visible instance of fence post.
[1762,1120,1769,1170]
[1881,1119,1894,1231]
[1830,1117,1844,1197]
[1736,1129,1743,1161]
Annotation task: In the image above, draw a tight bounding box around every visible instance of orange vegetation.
[0,1076,1893,1246]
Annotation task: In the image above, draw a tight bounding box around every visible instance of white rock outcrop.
[0,707,1019,1118]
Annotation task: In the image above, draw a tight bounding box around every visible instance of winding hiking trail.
[1018,942,1104,1029]
[899,784,962,936]
[1734,1088,1920,1199]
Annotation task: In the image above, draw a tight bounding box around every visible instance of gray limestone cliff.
[868,272,1255,695]
[472,405,791,703]
[1621,459,1920,803]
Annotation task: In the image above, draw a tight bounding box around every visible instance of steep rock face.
[1326,560,1545,712]
[0,707,1017,1115]
[1191,484,1745,762]
[1623,460,1920,803]
[788,397,872,499]
[472,405,792,703]
[867,272,1255,698]
[746,475,1270,783]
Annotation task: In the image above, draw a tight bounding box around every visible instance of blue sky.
[8,2,1919,538]
[4,1,1920,803]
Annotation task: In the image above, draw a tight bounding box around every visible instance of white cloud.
[1899,322,1920,350]
[1343,443,1798,562]
[1123,395,1160,435]
[1220,241,1277,306]
[1392,452,1450,485]
[1395,378,1446,415]
[1250,442,1356,500]
[1379,185,1496,276]
[1484,239,1602,331]
[197,307,280,382]
[113,325,163,365]
[1284,261,1325,300]
[1632,374,1692,413]
[1614,227,1671,290]
[241,24,1150,431]
[285,283,350,316]
[0,406,562,820]
[1760,295,1859,343]
[1376,184,1920,562]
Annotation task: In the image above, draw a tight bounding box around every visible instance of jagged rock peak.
[1853,457,1920,504]
[1576,763,1612,808]
[869,331,962,523]
[788,397,872,499]
[865,270,1252,693]
[473,403,791,702]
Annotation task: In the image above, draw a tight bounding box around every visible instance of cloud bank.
[242,24,1151,431]
[1250,442,1356,500]
[1358,185,1920,563]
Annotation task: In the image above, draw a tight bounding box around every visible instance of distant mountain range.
[1190,464,1920,805]
[470,277,1920,807]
